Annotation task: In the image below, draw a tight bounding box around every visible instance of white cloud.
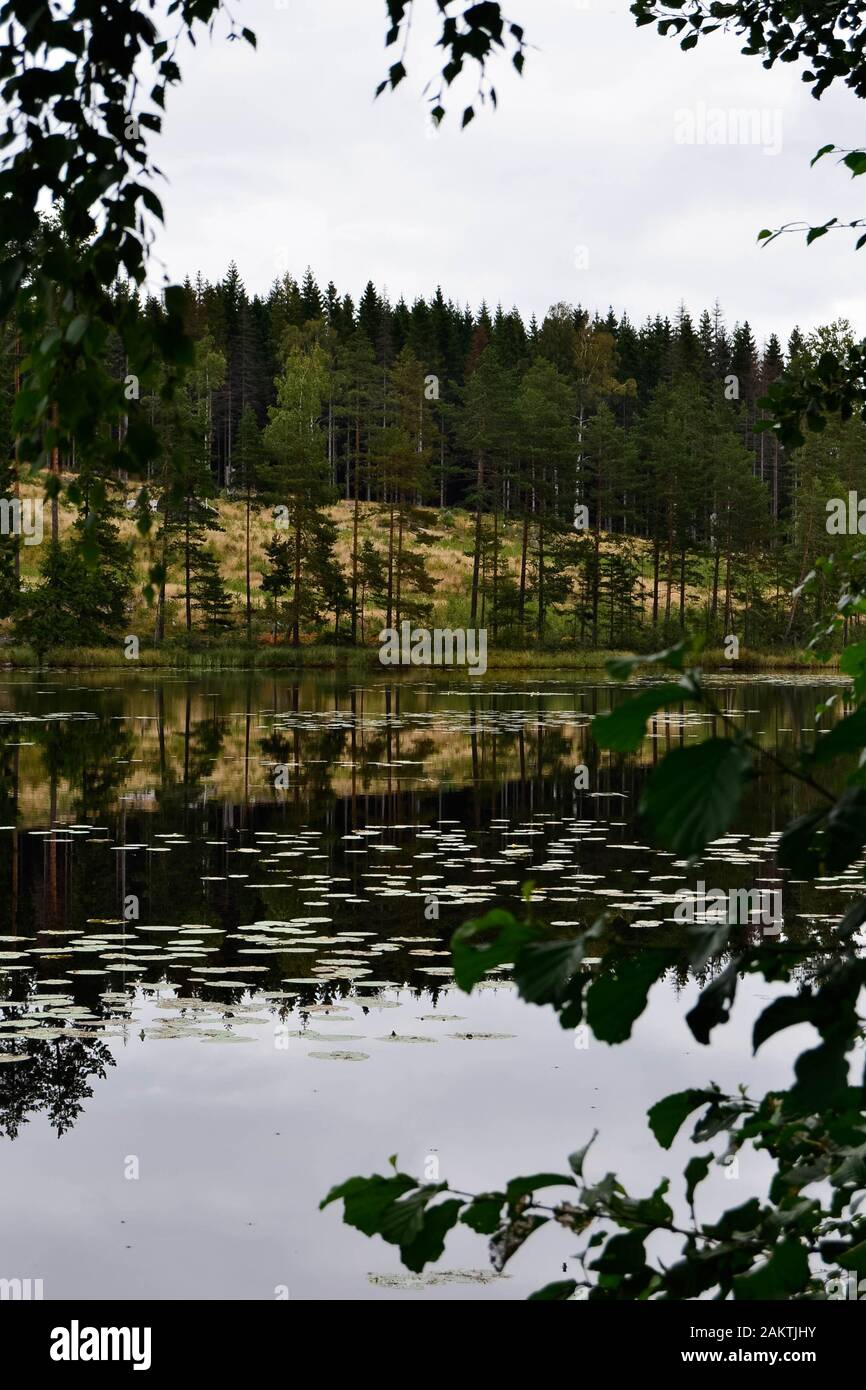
[150,0,866,342]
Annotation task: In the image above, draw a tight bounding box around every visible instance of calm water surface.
[0,669,855,1299]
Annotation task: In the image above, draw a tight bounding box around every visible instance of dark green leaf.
[586,949,674,1044]
[568,1131,598,1178]
[505,1173,576,1203]
[528,1279,578,1300]
[450,909,534,991]
[647,1089,718,1149]
[732,1238,809,1300]
[460,1194,505,1234]
[640,738,751,859]
[685,1154,712,1206]
[593,682,695,753]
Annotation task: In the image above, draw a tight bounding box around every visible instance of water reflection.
[0,671,855,1145]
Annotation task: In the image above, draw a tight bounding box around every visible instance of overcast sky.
[149,0,866,346]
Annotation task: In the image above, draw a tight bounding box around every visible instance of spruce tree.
[191,546,234,635]
[234,405,263,642]
[262,338,336,645]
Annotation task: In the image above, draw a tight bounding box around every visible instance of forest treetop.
[3,0,866,569]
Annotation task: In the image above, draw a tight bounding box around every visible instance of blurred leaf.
[593,681,696,753]
[586,949,674,1043]
[648,1089,719,1150]
[640,738,751,859]
[451,909,534,992]
[732,1239,809,1300]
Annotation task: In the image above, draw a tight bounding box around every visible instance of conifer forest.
[2,262,859,660]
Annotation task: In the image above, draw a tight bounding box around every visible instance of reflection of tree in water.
[185,717,226,787]
[259,724,349,806]
[32,716,136,822]
[0,740,19,818]
[151,699,228,821]
[0,1036,115,1140]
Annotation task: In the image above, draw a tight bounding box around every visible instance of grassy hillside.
[5,478,829,671]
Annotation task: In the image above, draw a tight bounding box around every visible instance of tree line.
[1,260,862,655]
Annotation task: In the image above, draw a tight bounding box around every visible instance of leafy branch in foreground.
[378,1,528,128]
[323,634,866,1297]
[630,2,866,101]
[628,3,866,448]
[1,1,530,583]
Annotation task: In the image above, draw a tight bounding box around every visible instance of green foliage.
[325,595,866,1297]
[0,1,240,584]
[450,908,535,990]
[15,506,133,659]
[190,546,234,634]
[0,0,531,613]
[593,679,699,752]
[640,737,753,860]
[629,2,866,448]
[379,1,528,127]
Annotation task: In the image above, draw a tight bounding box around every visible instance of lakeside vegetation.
[0,481,842,670]
[3,268,866,669]
[0,641,837,672]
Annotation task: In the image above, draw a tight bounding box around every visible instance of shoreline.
[0,643,841,676]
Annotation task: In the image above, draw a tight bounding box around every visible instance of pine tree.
[336,327,378,641]
[261,534,293,642]
[260,516,346,641]
[176,332,226,635]
[456,346,516,629]
[358,537,387,644]
[373,346,435,630]
[300,267,324,323]
[307,510,349,639]
[582,403,636,643]
[191,546,234,635]
[17,508,133,655]
[517,358,575,643]
[263,338,336,645]
[760,334,785,518]
[234,405,263,642]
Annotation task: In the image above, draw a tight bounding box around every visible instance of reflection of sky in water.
[0,673,856,1298]
[0,976,813,1300]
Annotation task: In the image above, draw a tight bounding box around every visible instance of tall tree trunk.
[470,450,484,624]
[292,512,302,647]
[395,505,404,631]
[786,506,815,638]
[351,419,360,643]
[518,510,529,638]
[492,503,499,642]
[184,502,192,634]
[592,481,602,647]
[664,503,674,624]
[385,502,395,629]
[155,558,167,644]
[537,515,545,643]
[651,535,660,627]
[245,482,252,643]
[723,533,734,633]
[50,402,60,543]
[439,411,446,507]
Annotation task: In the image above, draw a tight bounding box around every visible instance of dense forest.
[1,260,862,657]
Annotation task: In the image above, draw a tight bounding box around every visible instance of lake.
[0,668,855,1299]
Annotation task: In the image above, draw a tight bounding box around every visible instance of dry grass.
[9,478,825,672]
